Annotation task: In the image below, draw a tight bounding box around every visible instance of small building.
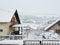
[0,9,21,35]
[44,19,60,34]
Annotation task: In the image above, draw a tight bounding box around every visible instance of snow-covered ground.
[20,15,60,39]
[0,40,23,45]
[20,15,59,31]
[23,29,60,39]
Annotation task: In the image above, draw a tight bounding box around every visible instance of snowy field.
[20,15,60,39]
[20,15,60,31]
[0,40,23,45]
[23,29,60,39]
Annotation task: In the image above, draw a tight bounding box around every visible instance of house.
[0,9,21,35]
[44,19,60,34]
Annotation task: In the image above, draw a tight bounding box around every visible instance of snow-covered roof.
[12,23,28,27]
[0,9,16,22]
[44,18,60,30]
[12,23,38,29]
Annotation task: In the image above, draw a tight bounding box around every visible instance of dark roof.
[14,10,21,24]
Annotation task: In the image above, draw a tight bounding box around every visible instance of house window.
[0,29,3,32]
[56,30,60,33]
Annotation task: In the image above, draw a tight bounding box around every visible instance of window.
[0,29,3,32]
[56,30,60,33]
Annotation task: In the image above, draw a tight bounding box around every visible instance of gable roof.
[14,10,21,24]
[0,9,20,23]
[44,19,60,31]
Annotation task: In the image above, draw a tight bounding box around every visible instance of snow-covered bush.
[41,30,60,39]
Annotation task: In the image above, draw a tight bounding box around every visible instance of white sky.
[0,0,60,16]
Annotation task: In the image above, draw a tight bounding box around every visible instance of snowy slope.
[20,15,60,39]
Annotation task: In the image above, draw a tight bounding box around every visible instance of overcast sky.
[0,0,60,16]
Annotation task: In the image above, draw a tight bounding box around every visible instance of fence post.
[40,41,42,45]
[23,41,25,45]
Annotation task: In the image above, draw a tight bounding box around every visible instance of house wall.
[0,15,18,36]
[0,23,11,36]
[11,15,18,25]
[49,24,58,30]
[48,22,60,34]
[10,15,18,31]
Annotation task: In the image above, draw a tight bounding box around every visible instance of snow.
[23,29,60,40]
[44,18,60,30]
[1,15,60,40]
[0,40,23,45]
[27,23,39,30]
[0,9,16,22]
[40,30,60,39]
[13,23,39,30]
[23,29,44,40]
[12,23,28,27]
